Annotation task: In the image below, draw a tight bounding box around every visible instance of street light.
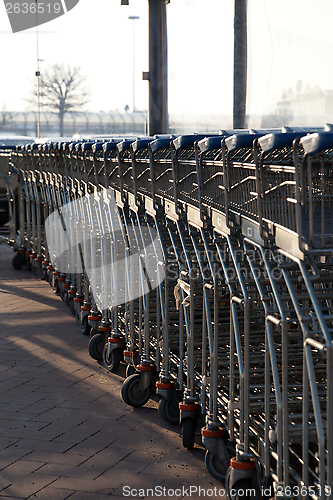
[128,15,140,112]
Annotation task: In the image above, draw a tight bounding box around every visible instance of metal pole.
[36,0,41,139]
[128,15,139,112]
[148,0,168,135]
[233,0,247,129]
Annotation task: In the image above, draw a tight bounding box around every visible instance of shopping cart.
[9,125,333,499]
[0,147,17,252]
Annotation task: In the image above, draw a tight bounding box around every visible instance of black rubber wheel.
[12,254,24,270]
[125,364,136,378]
[53,280,60,295]
[102,344,121,373]
[80,316,91,336]
[65,293,71,308]
[36,263,44,280]
[205,450,229,482]
[182,417,196,450]
[31,262,38,276]
[121,373,151,407]
[88,333,104,361]
[205,441,236,482]
[90,328,97,338]
[68,298,75,316]
[158,397,179,425]
[226,473,253,500]
[75,310,81,326]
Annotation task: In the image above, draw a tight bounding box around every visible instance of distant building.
[274,89,333,127]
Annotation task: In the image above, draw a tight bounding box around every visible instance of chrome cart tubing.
[191,229,220,420]
[242,239,276,479]
[279,252,333,493]
[304,340,327,499]
[129,217,160,296]
[246,239,332,489]
[44,188,165,312]
[175,219,193,271]
[265,318,283,483]
[0,173,16,244]
[256,243,293,486]
[279,249,333,346]
[202,286,215,412]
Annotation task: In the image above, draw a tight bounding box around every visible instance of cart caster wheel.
[158,397,179,425]
[36,264,44,280]
[181,417,196,450]
[125,364,136,378]
[68,299,75,315]
[102,345,121,373]
[88,333,104,361]
[90,328,97,338]
[204,450,230,482]
[121,373,151,407]
[65,293,71,308]
[80,316,91,336]
[12,254,24,270]
[225,471,253,500]
[66,294,75,315]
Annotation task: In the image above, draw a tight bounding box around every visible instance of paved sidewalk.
[0,244,226,500]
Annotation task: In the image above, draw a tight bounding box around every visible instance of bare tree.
[29,63,90,136]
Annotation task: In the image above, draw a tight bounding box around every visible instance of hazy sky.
[1,0,333,119]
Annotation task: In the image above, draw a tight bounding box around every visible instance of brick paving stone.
[7,439,72,454]
[25,486,74,499]
[66,493,115,500]
[34,463,107,479]
[0,244,225,499]
[47,476,105,493]
[0,497,25,500]
[23,451,91,467]
[72,447,131,468]
[0,448,33,470]
[0,473,59,498]
[1,460,44,478]
[0,440,19,453]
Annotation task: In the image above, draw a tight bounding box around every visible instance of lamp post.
[128,15,140,113]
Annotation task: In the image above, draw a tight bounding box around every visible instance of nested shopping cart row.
[7,125,333,500]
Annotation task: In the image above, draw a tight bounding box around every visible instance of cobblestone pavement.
[0,244,227,500]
